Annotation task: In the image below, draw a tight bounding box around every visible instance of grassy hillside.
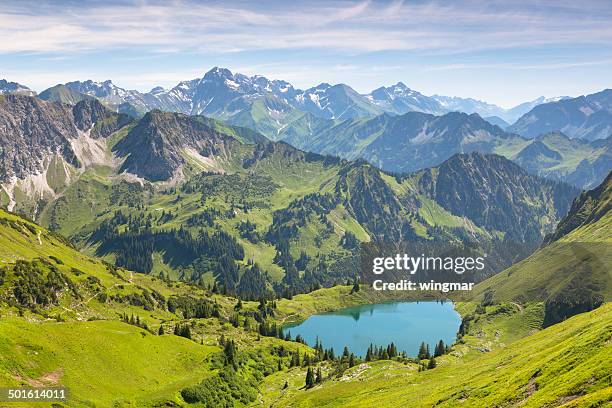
[465,172,611,327]
[0,318,217,407]
[0,209,319,406]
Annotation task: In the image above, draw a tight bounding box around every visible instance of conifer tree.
[434,340,445,357]
[305,367,315,388]
[365,345,373,362]
[316,366,323,383]
[428,357,437,369]
[418,342,428,360]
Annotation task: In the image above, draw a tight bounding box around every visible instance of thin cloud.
[0,0,611,54]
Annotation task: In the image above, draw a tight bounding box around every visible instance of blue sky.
[1,0,611,107]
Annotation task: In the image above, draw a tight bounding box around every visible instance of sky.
[1,0,611,108]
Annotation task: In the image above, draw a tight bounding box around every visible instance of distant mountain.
[432,95,569,123]
[114,110,264,181]
[63,79,191,116]
[0,79,35,96]
[283,110,524,173]
[511,133,611,189]
[432,95,505,119]
[38,84,95,104]
[414,152,578,243]
[505,96,570,123]
[39,67,578,142]
[483,116,510,129]
[365,83,445,115]
[280,108,610,189]
[508,90,612,140]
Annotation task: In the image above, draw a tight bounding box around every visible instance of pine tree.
[418,342,427,360]
[349,353,356,367]
[224,340,237,369]
[305,367,315,389]
[428,357,437,369]
[350,277,360,294]
[342,346,350,362]
[365,346,373,362]
[316,366,323,383]
[434,340,445,357]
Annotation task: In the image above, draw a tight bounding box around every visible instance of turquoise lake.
[284,302,461,357]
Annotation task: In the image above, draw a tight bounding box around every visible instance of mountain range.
[0,67,575,131]
[2,69,611,189]
[0,94,580,294]
[508,89,612,141]
[281,110,611,189]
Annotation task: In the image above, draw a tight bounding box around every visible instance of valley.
[0,66,610,408]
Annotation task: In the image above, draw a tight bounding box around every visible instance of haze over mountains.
[0,67,574,125]
[1,67,611,190]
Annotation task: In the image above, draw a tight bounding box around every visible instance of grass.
[0,318,217,407]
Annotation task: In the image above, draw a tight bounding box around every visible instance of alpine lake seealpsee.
[284,301,461,357]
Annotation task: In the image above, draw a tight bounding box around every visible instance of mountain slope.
[38,84,94,105]
[511,132,611,189]
[113,110,263,181]
[468,170,611,326]
[284,110,525,173]
[544,170,612,243]
[508,89,612,140]
[0,209,314,407]
[483,115,509,128]
[413,153,578,242]
[0,95,132,214]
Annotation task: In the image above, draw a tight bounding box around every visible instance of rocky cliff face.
[0,95,132,213]
[0,95,80,182]
[72,99,132,138]
[113,111,243,181]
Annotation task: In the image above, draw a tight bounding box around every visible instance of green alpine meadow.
[1,1,611,407]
